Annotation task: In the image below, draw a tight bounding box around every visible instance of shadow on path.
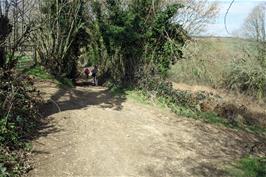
[39,84,127,117]
[29,82,127,155]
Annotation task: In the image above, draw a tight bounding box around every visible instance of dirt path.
[28,82,261,177]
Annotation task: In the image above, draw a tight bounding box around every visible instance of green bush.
[225,58,266,99]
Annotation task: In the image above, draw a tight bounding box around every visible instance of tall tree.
[241,3,266,66]
[166,0,219,35]
[242,3,266,42]
[33,0,88,81]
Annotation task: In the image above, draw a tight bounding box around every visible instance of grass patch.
[23,66,54,80]
[244,126,266,135]
[17,55,32,63]
[227,156,266,177]
[126,90,154,105]
[15,55,33,70]
[57,77,74,88]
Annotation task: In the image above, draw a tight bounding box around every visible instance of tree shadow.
[29,83,127,157]
[39,84,127,117]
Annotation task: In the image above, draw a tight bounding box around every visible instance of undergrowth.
[110,84,232,127]
[169,38,266,100]
[125,89,231,127]
[0,69,41,176]
[225,57,266,100]
[107,74,266,134]
[0,65,72,176]
[131,89,265,133]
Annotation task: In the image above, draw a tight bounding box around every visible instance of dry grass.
[168,37,254,87]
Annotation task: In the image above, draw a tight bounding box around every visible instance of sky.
[204,0,266,36]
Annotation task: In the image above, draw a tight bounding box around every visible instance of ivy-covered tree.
[91,0,188,85]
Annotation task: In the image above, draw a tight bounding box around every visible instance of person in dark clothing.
[91,65,98,86]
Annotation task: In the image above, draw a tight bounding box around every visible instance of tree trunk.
[0,15,12,69]
[0,47,5,68]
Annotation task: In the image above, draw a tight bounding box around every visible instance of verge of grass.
[126,90,156,105]
[111,87,228,126]
[23,66,74,87]
[110,86,175,109]
[119,89,266,134]
[226,156,266,177]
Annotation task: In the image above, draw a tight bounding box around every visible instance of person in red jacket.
[84,67,90,79]
[83,65,98,85]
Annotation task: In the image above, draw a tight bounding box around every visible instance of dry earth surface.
[27,81,263,177]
